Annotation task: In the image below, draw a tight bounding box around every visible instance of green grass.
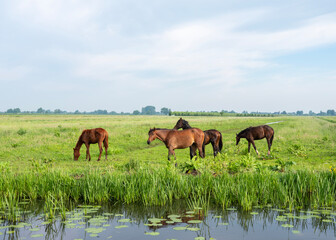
[0,115,335,172]
[0,115,335,218]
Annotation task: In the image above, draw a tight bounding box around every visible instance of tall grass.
[0,167,335,213]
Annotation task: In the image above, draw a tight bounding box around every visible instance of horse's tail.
[202,134,206,158]
[270,130,274,145]
[218,132,223,152]
[104,132,109,148]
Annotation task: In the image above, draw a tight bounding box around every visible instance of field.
[0,115,336,217]
[0,115,335,172]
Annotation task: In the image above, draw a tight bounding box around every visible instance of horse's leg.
[248,141,251,153]
[189,145,197,159]
[97,141,103,161]
[103,139,108,160]
[85,143,91,161]
[197,144,205,158]
[211,141,217,157]
[266,137,271,155]
[251,140,259,155]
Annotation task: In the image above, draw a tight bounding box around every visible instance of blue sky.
[0,0,335,113]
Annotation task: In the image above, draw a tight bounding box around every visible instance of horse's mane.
[237,126,253,136]
[181,119,192,129]
[148,128,171,134]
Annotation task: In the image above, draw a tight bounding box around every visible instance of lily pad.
[188,220,202,224]
[29,228,40,232]
[115,225,128,229]
[281,224,294,228]
[145,232,160,236]
[292,230,300,234]
[118,218,131,223]
[250,212,259,215]
[173,226,188,230]
[187,227,200,231]
[31,234,44,238]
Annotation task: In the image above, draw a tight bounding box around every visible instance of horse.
[73,128,108,161]
[173,118,223,157]
[147,128,205,160]
[236,125,274,155]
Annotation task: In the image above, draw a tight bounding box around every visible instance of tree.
[327,109,335,116]
[142,106,156,115]
[37,107,45,114]
[133,110,140,115]
[296,110,303,115]
[281,111,287,115]
[160,107,170,115]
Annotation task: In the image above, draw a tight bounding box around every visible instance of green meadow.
[0,115,335,220]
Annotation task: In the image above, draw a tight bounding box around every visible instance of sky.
[0,0,336,113]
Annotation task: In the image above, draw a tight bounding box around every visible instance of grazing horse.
[173,118,223,157]
[147,128,205,160]
[73,128,108,161]
[236,125,274,155]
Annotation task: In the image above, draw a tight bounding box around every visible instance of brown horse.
[236,125,274,155]
[73,128,108,161]
[147,128,205,160]
[173,118,223,157]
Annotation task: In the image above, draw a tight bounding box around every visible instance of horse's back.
[250,125,273,139]
[167,128,204,148]
[82,128,108,143]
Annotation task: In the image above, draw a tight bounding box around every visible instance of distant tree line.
[1,106,172,116]
[2,107,335,116]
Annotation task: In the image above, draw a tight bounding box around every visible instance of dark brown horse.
[236,125,274,155]
[173,118,223,157]
[147,128,205,160]
[73,128,108,161]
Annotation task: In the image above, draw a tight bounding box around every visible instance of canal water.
[0,201,335,240]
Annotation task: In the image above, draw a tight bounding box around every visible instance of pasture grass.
[0,115,335,220]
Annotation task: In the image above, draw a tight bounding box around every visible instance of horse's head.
[236,133,240,145]
[147,128,157,144]
[173,118,183,130]
[73,148,80,160]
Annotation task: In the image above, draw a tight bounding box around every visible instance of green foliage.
[227,154,261,174]
[269,159,296,172]
[287,144,307,158]
[17,128,27,135]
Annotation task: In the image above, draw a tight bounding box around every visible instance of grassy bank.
[0,115,336,219]
[1,166,335,212]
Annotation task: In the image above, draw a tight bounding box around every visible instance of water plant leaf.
[90,234,98,237]
[173,226,188,230]
[219,222,229,225]
[115,225,128,229]
[188,220,202,224]
[214,216,222,218]
[168,214,180,218]
[250,212,259,215]
[29,228,40,232]
[118,218,131,223]
[145,232,160,236]
[187,227,200,231]
[226,208,236,211]
[85,227,106,233]
[195,237,205,240]
[281,224,294,228]
[166,221,174,224]
[322,219,333,223]
[31,234,44,238]
[292,230,300,234]
[186,211,195,214]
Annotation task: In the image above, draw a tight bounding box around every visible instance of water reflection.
[0,202,335,240]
